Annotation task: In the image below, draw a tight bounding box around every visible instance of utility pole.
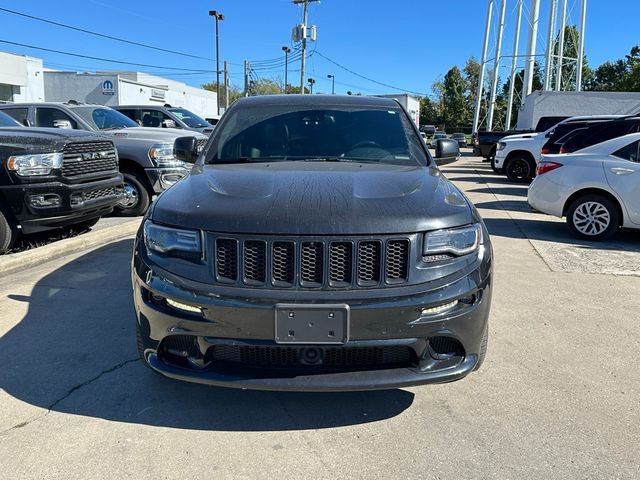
[209,10,224,115]
[472,0,494,134]
[487,0,506,131]
[243,60,249,97]
[224,60,229,109]
[327,74,335,94]
[282,46,291,93]
[505,0,524,130]
[292,0,319,94]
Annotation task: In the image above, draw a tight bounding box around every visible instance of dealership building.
[44,71,217,118]
[0,51,45,104]
[0,50,217,117]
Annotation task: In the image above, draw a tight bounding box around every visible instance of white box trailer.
[516,91,640,130]
[376,94,420,128]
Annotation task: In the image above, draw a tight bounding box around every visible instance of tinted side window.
[35,108,78,129]
[1,108,29,126]
[612,140,640,163]
[139,109,174,128]
[117,109,138,123]
[567,122,635,151]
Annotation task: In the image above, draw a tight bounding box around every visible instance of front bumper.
[494,150,507,168]
[132,241,493,391]
[3,175,123,232]
[145,165,190,193]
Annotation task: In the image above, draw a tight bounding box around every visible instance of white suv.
[494,116,623,183]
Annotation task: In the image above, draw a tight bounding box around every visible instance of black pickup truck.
[0,111,123,254]
[472,116,567,160]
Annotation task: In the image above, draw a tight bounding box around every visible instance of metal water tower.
[472,0,588,133]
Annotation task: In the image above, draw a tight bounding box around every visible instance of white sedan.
[528,132,640,240]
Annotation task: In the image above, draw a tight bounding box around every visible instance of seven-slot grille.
[62,141,118,178]
[213,236,410,288]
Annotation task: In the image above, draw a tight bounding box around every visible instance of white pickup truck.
[493,115,623,183]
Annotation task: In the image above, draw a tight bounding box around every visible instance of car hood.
[101,127,206,142]
[152,162,474,235]
[502,132,540,142]
[0,127,109,153]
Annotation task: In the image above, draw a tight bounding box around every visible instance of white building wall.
[0,52,44,103]
[375,94,420,127]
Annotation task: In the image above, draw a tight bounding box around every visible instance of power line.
[0,6,212,61]
[313,50,430,97]
[0,38,214,72]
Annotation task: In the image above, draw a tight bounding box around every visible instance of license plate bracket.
[275,304,350,344]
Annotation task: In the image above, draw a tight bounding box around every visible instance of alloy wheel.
[572,201,611,236]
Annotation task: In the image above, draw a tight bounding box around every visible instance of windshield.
[168,108,210,128]
[0,111,21,127]
[207,104,427,166]
[71,106,138,130]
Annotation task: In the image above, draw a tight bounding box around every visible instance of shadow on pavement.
[0,240,414,431]
[467,187,528,198]
[483,217,640,251]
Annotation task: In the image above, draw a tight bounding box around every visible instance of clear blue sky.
[0,0,638,96]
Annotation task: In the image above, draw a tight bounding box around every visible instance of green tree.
[419,96,440,126]
[202,82,243,106]
[441,66,468,130]
[463,57,482,126]
[549,25,592,91]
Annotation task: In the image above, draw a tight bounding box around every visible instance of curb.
[0,219,141,276]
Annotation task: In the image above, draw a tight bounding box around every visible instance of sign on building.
[102,80,115,95]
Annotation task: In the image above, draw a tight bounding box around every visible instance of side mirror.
[53,119,73,129]
[162,119,177,129]
[174,136,200,163]
[435,138,460,165]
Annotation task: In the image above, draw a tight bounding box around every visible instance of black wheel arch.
[118,158,153,192]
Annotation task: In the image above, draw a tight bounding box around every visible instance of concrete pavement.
[0,154,639,479]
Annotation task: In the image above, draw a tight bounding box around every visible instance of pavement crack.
[46,358,139,412]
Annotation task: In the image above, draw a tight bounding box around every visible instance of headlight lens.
[423,224,482,257]
[149,143,179,166]
[7,152,63,176]
[496,142,507,151]
[143,221,202,260]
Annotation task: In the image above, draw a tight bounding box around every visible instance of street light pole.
[282,46,291,93]
[327,74,335,94]
[209,10,224,115]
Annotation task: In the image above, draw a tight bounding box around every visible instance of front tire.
[566,194,619,241]
[115,172,150,217]
[0,208,17,255]
[505,154,534,183]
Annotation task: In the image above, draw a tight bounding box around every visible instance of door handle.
[610,167,635,175]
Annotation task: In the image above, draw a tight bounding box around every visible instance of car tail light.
[560,146,569,154]
[536,162,563,176]
[540,147,549,155]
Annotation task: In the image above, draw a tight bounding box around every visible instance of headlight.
[423,224,482,257]
[149,143,179,166]
[496,142,507,151]
[143,220,202,260]
[7,152,63,176]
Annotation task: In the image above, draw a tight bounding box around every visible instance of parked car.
[114,105,215,135]
[420,124,436,136]
[133,94,491,391]
[0,102,208,216]
[452,133,467,148]
[420,132,428,143]
[559,117,640,154]
[494,115,623,183]
[0,110,123,254]
[528,132,640,240]
[540,117,619,155]
[205,116,220,127]
[430,132,448,148]
[472,116,569,161]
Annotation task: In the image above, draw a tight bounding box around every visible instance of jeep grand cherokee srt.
[132,95,493,391]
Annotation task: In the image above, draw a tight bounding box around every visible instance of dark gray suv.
[133,95,492,391]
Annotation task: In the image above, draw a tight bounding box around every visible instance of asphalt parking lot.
[1,152,639,479]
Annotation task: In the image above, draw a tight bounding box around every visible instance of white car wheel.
[567,195,619,241]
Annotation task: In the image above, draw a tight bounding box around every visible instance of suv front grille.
[62,141,118,178]
[212,235,412,289]
[209,344,414,369]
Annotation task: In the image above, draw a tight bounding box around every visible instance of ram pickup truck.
[0,103,207,216]
[0,111,123,254]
